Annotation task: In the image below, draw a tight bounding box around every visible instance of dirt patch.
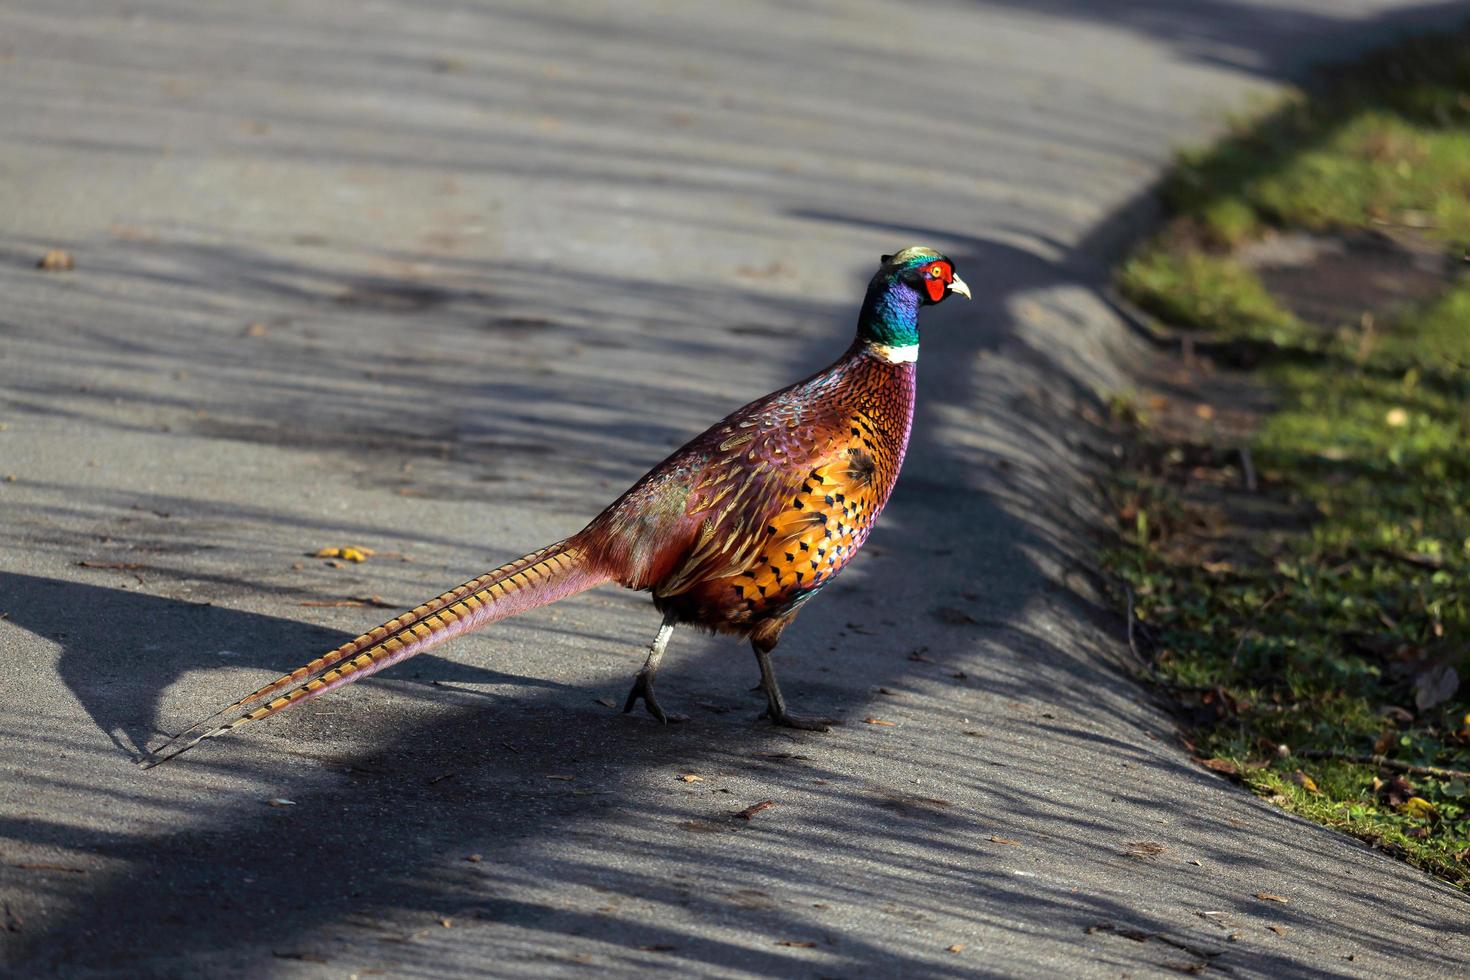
[1238,228,1456,330]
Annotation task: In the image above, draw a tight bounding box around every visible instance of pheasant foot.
[623,669,687,724]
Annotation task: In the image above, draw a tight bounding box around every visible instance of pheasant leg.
[754,645,835,731]
[623,614,686,723]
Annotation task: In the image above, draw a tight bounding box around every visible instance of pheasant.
[140,247,969,767]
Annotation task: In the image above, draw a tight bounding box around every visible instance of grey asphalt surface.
[2,1,1469,977]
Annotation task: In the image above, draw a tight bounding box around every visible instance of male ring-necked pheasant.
[141,247,969,767]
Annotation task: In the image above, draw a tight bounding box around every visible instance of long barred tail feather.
[139,538,606,769]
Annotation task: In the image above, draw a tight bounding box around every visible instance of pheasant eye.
[929,265,944,278]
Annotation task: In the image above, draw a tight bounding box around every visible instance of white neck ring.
[866,342,918,363]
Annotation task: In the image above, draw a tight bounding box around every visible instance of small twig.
[1373,548,1445,571]
[1295,750,1470,781]
[1125,585,1141,661]
[1238,446,1257,493]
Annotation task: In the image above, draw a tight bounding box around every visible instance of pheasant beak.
[948,274,972,300]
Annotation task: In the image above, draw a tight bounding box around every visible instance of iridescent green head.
[856,246,970,351]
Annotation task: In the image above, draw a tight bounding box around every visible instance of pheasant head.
[856,246,970,354]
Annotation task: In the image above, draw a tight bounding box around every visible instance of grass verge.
[1107,26,1470,887]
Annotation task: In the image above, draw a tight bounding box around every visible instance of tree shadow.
[4,0,1470,975]
[0,572,568,759]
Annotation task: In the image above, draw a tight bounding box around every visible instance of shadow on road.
[4,0,1470,975]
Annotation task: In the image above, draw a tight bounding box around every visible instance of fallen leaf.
[946,944,964,954]
[1255,892,1288,903]
[988,836,1019,846]
[638,944,675,952]
[775,940,816,948]
[1199,757,1240,776]
[1381,774,1416,807]
[37,249,74,271]
[465,854,482,863]
[312,546,372,562]
[243,322,269,338]
[863,717,897,727]
[266,798,296,807]
[545,774,574,781]
[77,560,149,571]
[1267,925,1288,936]
[1292,771,1319,793]
[1127,841,1166,859]
[678,773,704,783]
[594,698,616,708]
[1399,796,1438,820]
[1194,403,1215,420]
[736,800,775,820]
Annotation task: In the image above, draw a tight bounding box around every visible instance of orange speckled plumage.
[606,343,916,649]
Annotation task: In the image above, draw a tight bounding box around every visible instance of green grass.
[1116,250,1308,345]
[1163,28,1470,249]
[1107,25,1470,887]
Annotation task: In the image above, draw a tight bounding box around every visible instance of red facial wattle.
[923,262,951,302]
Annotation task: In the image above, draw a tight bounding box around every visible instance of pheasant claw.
[759,707,837,732]
[622,670,687,724]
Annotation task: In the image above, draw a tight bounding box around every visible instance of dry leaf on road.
[736,800,775,820]
[312,546,373,562]
[37,249,74,271]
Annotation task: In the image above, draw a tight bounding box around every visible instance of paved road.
[2,1,1468,976]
